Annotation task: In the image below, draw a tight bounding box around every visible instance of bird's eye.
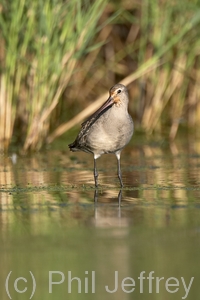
[117,89,121,94]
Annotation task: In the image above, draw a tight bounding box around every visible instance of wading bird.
[69,84,133,187]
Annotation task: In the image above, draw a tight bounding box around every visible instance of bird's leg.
[118,189,122,207]
[116,151,123,188]
[94,158,98,187]
[94,189,98,202]
[117,159,123,188]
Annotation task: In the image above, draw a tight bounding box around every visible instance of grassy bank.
[0,0,200,151]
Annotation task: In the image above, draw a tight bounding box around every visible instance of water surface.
[0,135,200,299]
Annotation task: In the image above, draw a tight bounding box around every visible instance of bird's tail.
[68,141,78,152]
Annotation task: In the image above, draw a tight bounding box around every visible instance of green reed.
[1,0,200,151]
[0,0,107,150]
[132,0,200,137]
[51,0,200,142]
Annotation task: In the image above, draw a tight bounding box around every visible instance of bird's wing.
[81,97,114,131]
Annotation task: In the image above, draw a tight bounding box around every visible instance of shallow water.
[0,135,200,299]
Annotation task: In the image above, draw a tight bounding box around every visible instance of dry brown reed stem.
[141,69,168,132]
[22,0,107,151]
[71,25,113,102]
[187,67,200,128]
[47,59,161,143]
[140,55,187,138]
[0,0,108,151]
[1,1,200,151]
[169,55,186,140]
[0,75,14,150]
[0,76,6,149]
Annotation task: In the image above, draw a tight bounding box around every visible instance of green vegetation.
[0,0,108,150]
[1,0,200,151]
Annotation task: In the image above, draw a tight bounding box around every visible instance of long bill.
[82,95,114,126]
[96,95,114,114]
